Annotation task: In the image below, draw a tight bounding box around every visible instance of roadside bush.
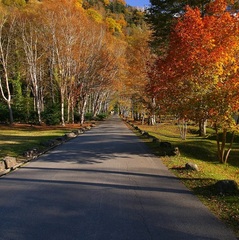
[42,105,61,125]
[84,112,94,121]
[95,113,108,121]
[0,103,9,123]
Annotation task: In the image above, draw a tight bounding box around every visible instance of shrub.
[42,104,61,125]
[0,103,9,123]
[95,113,108,121]
[84,112,94,121]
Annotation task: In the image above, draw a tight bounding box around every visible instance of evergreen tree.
[146,0,211,51]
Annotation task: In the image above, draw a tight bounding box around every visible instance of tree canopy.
[145,0,239,51]
[0,0,151,125]
[147,0,239,162]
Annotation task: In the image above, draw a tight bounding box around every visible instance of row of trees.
[2,0,238,163]
[0,0,151,125]
[147,0,239,163]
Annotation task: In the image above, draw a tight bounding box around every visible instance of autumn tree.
[125,27,152,123]
[0,0,151,125]
[19,9,46,124]
[76,24,122,123]
[41,0,85,125]
[149,0,239,162]
[146,0,213,51]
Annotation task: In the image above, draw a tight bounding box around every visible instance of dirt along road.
[0,115,237,240]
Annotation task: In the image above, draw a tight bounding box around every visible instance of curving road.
[0,115,237,240]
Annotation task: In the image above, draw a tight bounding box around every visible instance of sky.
[126,0,150,7]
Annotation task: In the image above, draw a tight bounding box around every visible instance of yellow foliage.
[215,62,224,75]
[2,0,26,7]
[75,0,83,8]
[87,8,103,23]
[103,0,110,5]
[106,17,122,34]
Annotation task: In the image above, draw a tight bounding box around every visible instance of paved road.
[0,116,237,240]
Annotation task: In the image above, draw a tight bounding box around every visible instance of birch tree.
[20,12,45,124]
[42,0,83,126]
[0,10,16,124]
[76,24,106,124]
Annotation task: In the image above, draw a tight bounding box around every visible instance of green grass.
[0,124,74,159]
[129,121,239,237]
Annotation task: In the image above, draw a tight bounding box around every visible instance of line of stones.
[125,119,181,157]
[124,119,238,195]
[0,123,96,177]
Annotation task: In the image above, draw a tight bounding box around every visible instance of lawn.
[0,123,81,160]
[128,120,239,237]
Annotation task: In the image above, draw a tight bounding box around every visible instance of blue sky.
[126,0,150,7]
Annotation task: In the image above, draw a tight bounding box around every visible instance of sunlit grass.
[0,125,74,158]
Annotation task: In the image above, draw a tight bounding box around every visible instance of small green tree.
[2,0,26,7]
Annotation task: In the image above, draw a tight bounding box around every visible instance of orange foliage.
[148,0,239,124]
[205,0,229,14]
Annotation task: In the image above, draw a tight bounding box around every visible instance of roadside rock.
[0,160,6,172]
[0,160,6,171]
[65,132,77,138]
[171,147,180,156]
[23,148,39,158]
[3,156,18,169]
[0,160,10,175]
[73,129,84,135]
[0,156,22,175]
[79,127,85,132]
[214,180,238,195]
[142,131,149,137]
[185,162,199,171]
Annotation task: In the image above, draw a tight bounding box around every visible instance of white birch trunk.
[0,14,15,124]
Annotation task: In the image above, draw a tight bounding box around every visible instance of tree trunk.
[66,93,75,124]
[80,96,88,125]
[199,119,207,136]
[0,14,15,125]
[141,113,145,125]
[148,97,157,125]
[7,100,14,125]
[224,131,235,164]
[178,118,187,140]
[67,97,70,123]
[71,101,74,124]
[33,85,42,124]
[216,126,235,163]
[0,78,14,125]
[148,115,156,125]
[61,90,65,126]
[216,127,227,163]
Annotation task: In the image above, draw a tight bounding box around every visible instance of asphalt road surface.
[0,115,237,240]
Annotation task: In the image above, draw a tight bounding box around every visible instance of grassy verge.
[128,121,239,237]
[0,123,82,160]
